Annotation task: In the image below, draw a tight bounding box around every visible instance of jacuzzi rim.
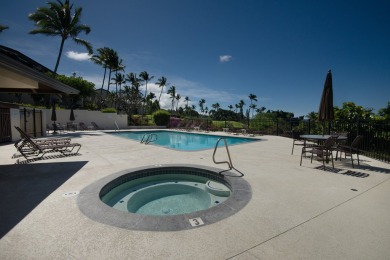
[77,164,252,232]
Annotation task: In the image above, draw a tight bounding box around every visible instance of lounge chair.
[14,126,81,159]
[336,135,363,168]
[193,121,204,131]
[300,136,337,170]
[14,126,71,149]
[179,121,192,131]
[91,122,103,130]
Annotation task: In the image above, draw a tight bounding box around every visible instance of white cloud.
[219,55,232,63]
[66,51,91,61]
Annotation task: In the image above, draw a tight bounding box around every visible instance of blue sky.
[1,0,389,117]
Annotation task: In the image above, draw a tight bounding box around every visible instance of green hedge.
[153,110,171,126]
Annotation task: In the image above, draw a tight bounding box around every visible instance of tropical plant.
[238,99,245,119]
[111,72,125,108]
[249,103,257,118]
[198,99,206,114]
[139,71,154,104]
[28,0,92,75]
[55,74,95,108]
[175,94,181,111]
[248,93,257,118]
[156,76,168,104]
[0,25,9,33]
[167,86,176,111]
[90,47,110,95]
[378,101,390,119]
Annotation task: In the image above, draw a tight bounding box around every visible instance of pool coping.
[77,164,252,232]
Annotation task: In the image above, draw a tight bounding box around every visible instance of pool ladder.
[213,138,244,177]
[140,133,157,144]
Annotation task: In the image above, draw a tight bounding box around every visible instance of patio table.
[300,134,347,163]
[300,134,347,142]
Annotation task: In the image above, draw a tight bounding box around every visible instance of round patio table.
[300,134,347,142]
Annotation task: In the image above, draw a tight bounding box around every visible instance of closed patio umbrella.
[69,107,75,121]
[51,101,57,122]
[51,101,57,134]
[318,70,334,134]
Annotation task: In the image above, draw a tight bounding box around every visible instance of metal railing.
[169,116,390,163]
[213,137,244,176]
[140,133,157,144]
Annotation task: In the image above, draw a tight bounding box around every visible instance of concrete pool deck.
[1,130,390,259]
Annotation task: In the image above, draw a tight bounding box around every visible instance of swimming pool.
[109,130,258,151]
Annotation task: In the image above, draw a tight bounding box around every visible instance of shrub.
[153,110,171,126]
[101,108,117,113]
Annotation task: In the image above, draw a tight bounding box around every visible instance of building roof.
[0,45,79,95]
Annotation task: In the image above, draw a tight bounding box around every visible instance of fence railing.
[168,116,390,163]
[249,118,390,164]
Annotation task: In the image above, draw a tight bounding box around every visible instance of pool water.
[101,173,231,216]
[110,130,257,151]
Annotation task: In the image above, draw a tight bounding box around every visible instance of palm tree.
[175,94,181,111]
[0,25,9,33]
[29,0,92,75]
[145,92,156,113]
[228,105,233,111]
[249,104,257,118]
[90,47,111,95]
[248,93,258,118]
[198,99,206,115]
[155,76,168,104]
[184,96,190,108]
[167,86,176,111]
[111,73,125,108]
[255,106,266,114]
[106,50,122,93]
[238,99,245,119]
[125,73,140,88]
[212,103,220,111]
[139,71,154,104]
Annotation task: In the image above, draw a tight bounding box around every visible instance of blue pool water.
[109,130,258,151]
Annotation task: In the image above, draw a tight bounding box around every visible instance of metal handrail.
[140,133,149,143]
[212,138,244,176]
[145,134,157,144]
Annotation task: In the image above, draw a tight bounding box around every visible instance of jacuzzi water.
[101,173,231,216]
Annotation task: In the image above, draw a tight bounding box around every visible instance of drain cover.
[62,191,79,198]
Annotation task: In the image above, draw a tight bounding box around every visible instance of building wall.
[10,108,129,141]
[44,109,128,131]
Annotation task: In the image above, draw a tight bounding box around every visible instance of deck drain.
[351,188,358,191]
[62,191,79,198]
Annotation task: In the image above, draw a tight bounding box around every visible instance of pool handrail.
[213,137,244,177]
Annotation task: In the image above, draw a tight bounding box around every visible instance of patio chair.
[66,122,76,131]
[52,123,65,133]
[300,136,337,170]
[91,122,103,130]
[336,135,363,168]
